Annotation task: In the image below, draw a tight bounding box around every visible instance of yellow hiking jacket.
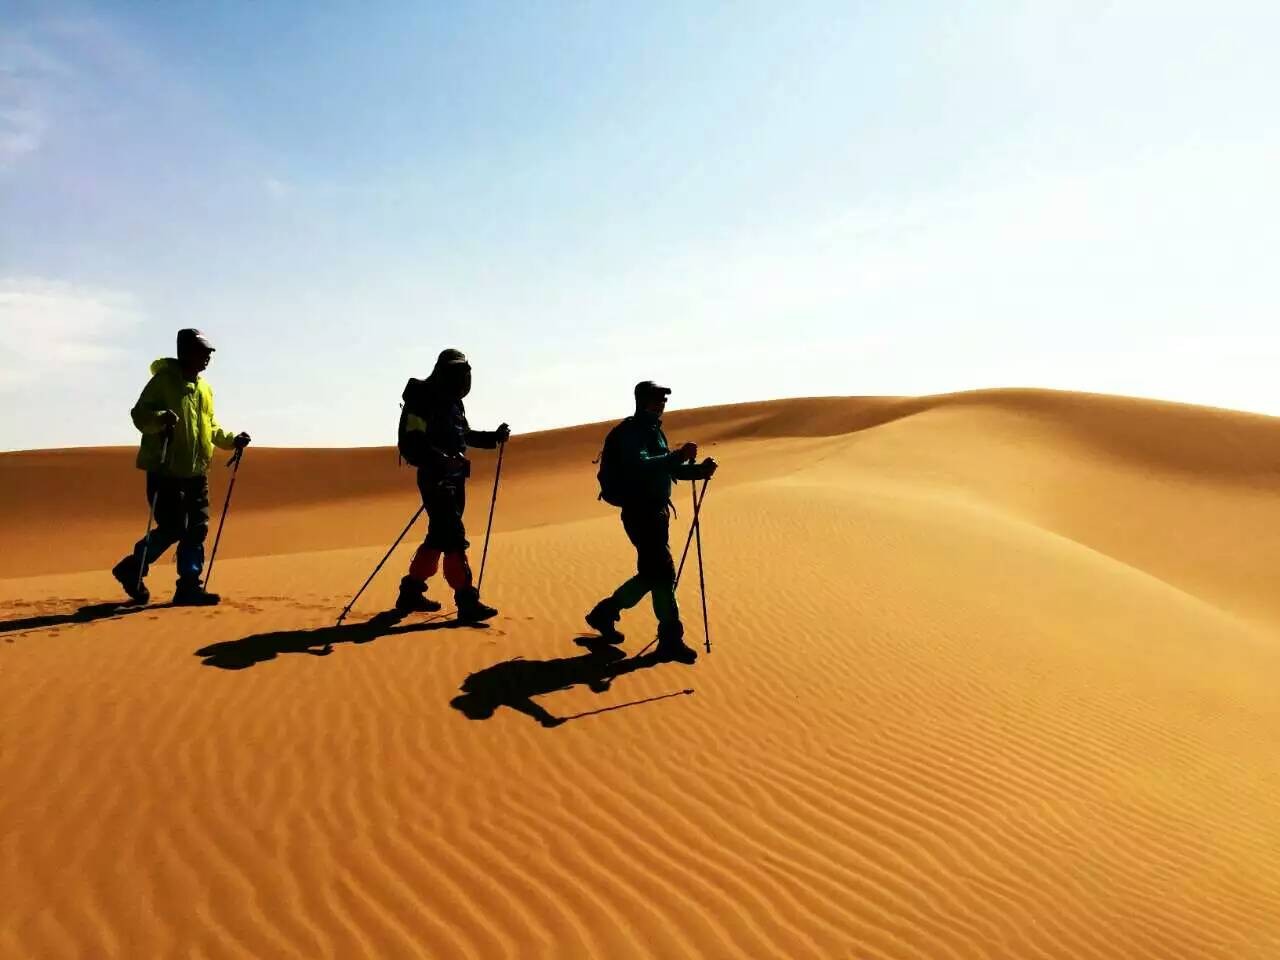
[131,358,238,477]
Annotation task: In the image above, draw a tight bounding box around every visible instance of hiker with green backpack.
[395,349,510,622]
[585,380,717,664]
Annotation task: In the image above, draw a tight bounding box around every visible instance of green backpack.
[397,378,429,467]
[595,419,635,507]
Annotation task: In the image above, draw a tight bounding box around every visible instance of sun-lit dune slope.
[2,388,1280,960]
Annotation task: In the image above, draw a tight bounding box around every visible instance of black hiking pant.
[621,502,676,585]
[417,468,469,552]
[128,473,211,582]
[603,501,680,625]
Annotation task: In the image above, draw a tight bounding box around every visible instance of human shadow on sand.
[0,600,172,637]
[451,638,694,728]
[195,609,487,670]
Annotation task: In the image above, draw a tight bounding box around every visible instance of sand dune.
[2,389,1279,959]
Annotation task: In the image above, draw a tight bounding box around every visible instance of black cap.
[177,328,215,354]
[634,380,671,401]
[436,348,470,367]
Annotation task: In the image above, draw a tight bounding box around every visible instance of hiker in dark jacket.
[396,348,509,622]
[111,329,250,606]
[585,380,716,663]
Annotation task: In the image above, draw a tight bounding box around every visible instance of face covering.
[435,364,472,399]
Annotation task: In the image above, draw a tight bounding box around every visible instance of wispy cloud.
[0,278,142,390]
[0,104,45,163]
[263,176,297,200]
[0,29,70,168]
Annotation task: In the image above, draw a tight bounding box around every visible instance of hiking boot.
[455,587,498,624]
[655,620,697,665]
[584,600,624,644]
[173,579,220,606]
[395,575,442,614]
[111,557,150,605]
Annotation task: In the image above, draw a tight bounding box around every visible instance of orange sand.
[2,389,1279,958]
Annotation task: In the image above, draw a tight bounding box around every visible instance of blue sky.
[2,1,1278,449]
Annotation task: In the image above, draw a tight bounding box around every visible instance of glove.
[676,442,697,462]
[233,432,252,449]
[495,422,511,444]
[698,457,718,479]
[157,409,179,430]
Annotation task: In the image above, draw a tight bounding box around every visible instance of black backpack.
[596,419,635,507]
[398,378,428,467]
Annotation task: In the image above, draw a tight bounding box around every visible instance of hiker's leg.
[584,509,653,639]
[409,468,466,582]
[650,578,679,625]
[398,471,450,612]
[436,481,493,621]
[640,507,694,662]
[442,552,473,592]
[608,574,650,610]
[114,473,178,600]
[422,475,469,556]
[398,539,444,613]
[407,471,444,583]
[175,476,211,585]
[630,505,680,626]
[130,474,183,573]
[599,506,657,611]
[408,545,441,581]
[427,479,473,589]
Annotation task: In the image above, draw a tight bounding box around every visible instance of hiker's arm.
[672,457,717,481]
[130,375,175,434]
[465,421,510,450]
[637,445,696,476]
[635,440,696,474]
[464,428,497,449]
[211,429,239,450]
[208,391,239,450]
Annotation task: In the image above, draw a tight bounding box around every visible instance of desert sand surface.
[2,388,1280,959]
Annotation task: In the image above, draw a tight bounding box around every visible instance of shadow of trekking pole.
[556,688,694,724]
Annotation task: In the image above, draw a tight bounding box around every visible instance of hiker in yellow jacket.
[111,329,250,606]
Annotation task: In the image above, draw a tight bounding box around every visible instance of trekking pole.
[636,475,712,658]
[135,429,173,596]
[203,446,244,591]
[674,477,711,584]
[336,505,425,625]
[476,440,505,593]
[693,478,711,654]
